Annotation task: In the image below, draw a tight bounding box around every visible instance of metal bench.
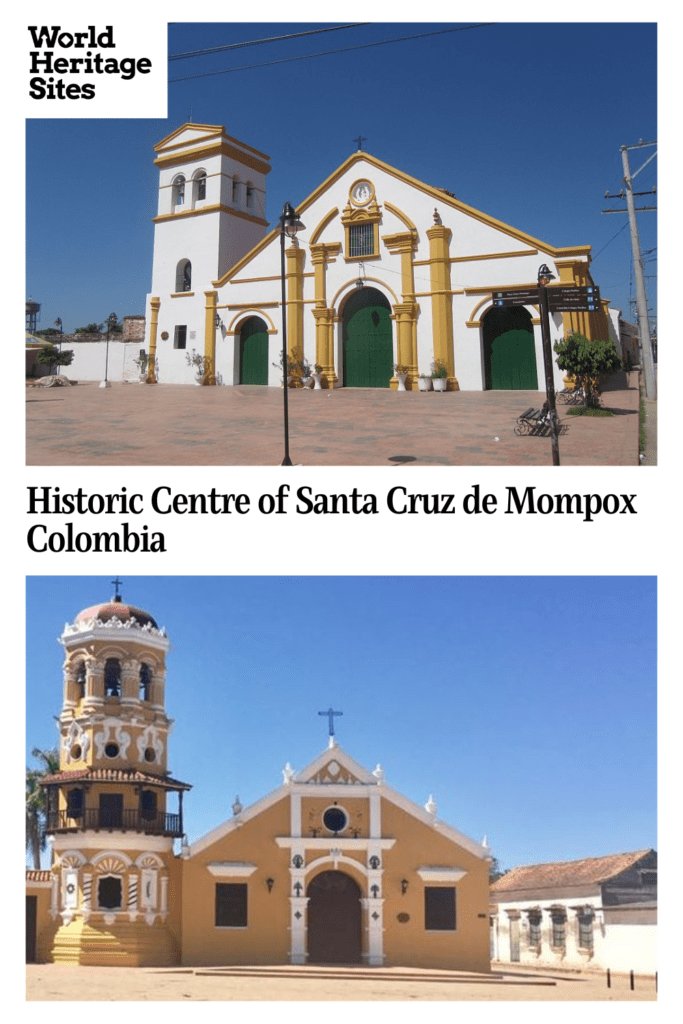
[515,401,553,436]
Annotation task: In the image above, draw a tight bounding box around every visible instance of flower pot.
[417,377,432,392]
[432,377,448,392]
[301,376,312,389]
[312,373,323,390]
[396,372,408,392]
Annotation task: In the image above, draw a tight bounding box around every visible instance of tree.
[36,344,74,375]
[489,857,508,884]
[74,323,103,334]
[26,747,60,869]
[553,332,621,406]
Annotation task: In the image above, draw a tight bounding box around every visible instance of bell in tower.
[38,581,191,966]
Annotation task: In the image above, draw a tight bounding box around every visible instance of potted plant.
[186,349,213,384]
[312,363,325,390]
[272,353,298,386]
[431,359,448,391]
[394,363,410,391]
[297,357,313,388]
[417,372,432,392]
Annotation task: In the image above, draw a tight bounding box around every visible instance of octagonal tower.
[38,586,191,965]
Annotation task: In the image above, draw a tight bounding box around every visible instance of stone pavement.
[26,371,640,467]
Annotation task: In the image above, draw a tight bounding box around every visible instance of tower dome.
[74,595,159,631]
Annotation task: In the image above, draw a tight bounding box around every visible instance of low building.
[490,850,657,974]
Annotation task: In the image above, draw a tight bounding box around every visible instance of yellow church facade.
[27,591,491,972]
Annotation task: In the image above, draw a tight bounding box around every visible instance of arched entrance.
[307,870,363,963]
[342,287,393,387]
[239,316,269,384]
[483,306,538,389]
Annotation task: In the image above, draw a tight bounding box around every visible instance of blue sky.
[25,21,657,335]
[26,576,657,872]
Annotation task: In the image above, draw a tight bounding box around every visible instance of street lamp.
[54,318,63,375]
[279,202,305,466]
[100,312,118,389]
[536,265,560,466]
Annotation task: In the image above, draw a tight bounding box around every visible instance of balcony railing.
[45,808,182,837]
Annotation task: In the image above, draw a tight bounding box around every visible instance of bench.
[514,401,553,436]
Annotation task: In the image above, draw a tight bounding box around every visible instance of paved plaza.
[26,371,642,467]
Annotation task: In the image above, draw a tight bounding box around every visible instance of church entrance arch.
[483,306,538,390]
[342,287,393,387]
[239,316,269,385]
[307,870,363,963]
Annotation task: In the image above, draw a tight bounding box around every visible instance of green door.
[239,316,269,385]
[483,306,538,390]
[343,288,393,387]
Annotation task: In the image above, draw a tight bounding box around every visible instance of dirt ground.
[26,963,657,1001]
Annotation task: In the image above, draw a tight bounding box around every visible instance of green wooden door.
[484,306,538,390]
[343,288,393,387]
[239,316,269,385]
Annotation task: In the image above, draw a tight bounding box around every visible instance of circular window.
[70,744,82,760]
[144,747,156,762]
[104,743,120,758]
[322,806,348,834]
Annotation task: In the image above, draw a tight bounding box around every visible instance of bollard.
[630,970,634,991]
[607,968,611,988]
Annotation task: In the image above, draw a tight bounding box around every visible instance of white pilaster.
[289,897,310,964]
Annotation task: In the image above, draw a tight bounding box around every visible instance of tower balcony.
[45,807,183,838]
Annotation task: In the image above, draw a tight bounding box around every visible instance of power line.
[169,24,497,83]
[169,24,371,62]
[591,221,629,262]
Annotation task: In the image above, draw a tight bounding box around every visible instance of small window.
[139,663,153,701]
[215,883,247,928]
[98,876,122,910]
[67,788,84,819]
[140,790,158,822]
[174,325,187,350]
[551,910,566,948]
[578,912,593,951]
[104,658,121,696]
[246,184,254,208]
[424,887,456,931]
[349,223,375,258]
[104,742,120,759]
[172,175,185,206]
[194,171,206,202]
[175,259,192,293]
[528,911,541,946]
[232,179,239,203]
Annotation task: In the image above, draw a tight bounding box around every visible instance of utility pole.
[603,141,657,398]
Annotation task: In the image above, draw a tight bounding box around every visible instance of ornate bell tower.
[39,583,191,966]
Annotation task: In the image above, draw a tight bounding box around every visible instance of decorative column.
[127,871,139,922]
[426,214,459,390]
[361,896,385,965]
[383,231,418,388]
[285,242,306,384]
[121,658,140,706]
[81,871,92,922]
[310,242,341,387]
[160,875,169,920]
[203,290,218,385]
[146,297,160,384]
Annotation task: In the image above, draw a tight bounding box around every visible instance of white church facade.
[143,123,611,391]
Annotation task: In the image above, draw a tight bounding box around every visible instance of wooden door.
[343,288,393,387]
[307,871,362,963]
[484,306,538,390]
[26,895,37,962]
[239,317,269,385]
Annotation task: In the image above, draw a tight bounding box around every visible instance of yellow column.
[146,297,160,384]
[382,231,418,388]
[285,243,306,386]
[310,242,341,387]
[203,290,218,385]
[426,222,458,391]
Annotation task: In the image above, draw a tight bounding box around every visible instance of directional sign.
[491,288,539,307]
[547,285,601,313]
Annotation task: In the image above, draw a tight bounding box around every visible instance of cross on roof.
[353,135,367,152]
[111,577,123,597]
[318,707,343,737]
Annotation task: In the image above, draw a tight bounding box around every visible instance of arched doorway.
[239,316,269,385]
[483,306,538,389]
[307,870,363,963]
[342,287,393,387]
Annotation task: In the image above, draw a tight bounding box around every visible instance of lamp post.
[537,265,560,466]
[54,318,62,375]
[100,312,118,389]
[279,202,305,465]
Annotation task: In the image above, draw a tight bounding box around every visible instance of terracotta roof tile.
[39,767,191,790]
[491,850,653,894]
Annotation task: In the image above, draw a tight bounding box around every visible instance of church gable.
[154,123,225,154]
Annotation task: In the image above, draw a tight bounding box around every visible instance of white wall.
[63,342,145,383]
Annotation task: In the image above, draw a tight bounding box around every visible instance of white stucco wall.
[62,342,145,383]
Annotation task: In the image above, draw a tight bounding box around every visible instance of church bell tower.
[39,583,190,965]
